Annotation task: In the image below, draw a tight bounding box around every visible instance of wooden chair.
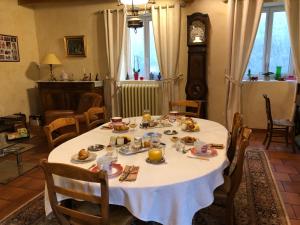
[44,117,79,150]
[213,127,252,225]
[84,106,106,131]
[263,94,295,152]
[224,112,243,175]
[45,92,102,125]
[169,100,202,118]
[40,159,135,225]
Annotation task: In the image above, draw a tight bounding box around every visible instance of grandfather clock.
[186,13,209,118]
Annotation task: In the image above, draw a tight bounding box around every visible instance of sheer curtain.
[151,3,181,115]
[225,0,263,128]
[103,9,126,117]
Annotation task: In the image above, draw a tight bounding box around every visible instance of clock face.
[189,20,205,45]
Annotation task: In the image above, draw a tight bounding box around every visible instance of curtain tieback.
[225,74,242,87]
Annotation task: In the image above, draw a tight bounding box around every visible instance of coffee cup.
[111,117,122,123]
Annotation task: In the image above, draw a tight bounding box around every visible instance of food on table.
[142,113,152,122]
[171,136,179,142]
[181,118,200,132]
[78,149,90,160]
[181,136,197,144]
[113,123,129,132]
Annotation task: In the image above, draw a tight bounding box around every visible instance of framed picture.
[0,34,20,62]
[64,35,86,57]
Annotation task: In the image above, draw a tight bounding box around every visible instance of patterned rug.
[0,150,290,225]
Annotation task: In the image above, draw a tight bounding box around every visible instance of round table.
[46,117,229,225]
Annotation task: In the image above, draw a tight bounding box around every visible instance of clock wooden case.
[186,12,209,118]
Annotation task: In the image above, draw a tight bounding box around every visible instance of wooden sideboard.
[37,81,104,116]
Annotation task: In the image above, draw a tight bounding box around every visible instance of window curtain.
[103,9,126,117]
[225,0,263,128]
[151,3,181,115]
[285,0,300,78]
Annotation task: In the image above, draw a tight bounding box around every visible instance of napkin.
[119,165,139,182]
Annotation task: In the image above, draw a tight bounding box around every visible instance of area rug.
[0,150,290,225]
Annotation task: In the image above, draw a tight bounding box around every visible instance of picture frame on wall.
[0,34,20,62]
[64,35,86,57]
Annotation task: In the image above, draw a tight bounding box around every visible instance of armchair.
[44,92,102,125]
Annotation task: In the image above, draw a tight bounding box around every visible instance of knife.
[187,155,210,161]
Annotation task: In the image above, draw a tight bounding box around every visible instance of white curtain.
[103,9,126,117]
[151,3,181,115]
[285,0,300,78]
[225,0,263,128]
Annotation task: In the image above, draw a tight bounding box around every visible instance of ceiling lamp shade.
[128,16,143,29]
[120,0,148,5]
[41,53,61,65]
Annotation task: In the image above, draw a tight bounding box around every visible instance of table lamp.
[41,53,61,81]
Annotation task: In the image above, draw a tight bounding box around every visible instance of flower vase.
[134,72,139,80]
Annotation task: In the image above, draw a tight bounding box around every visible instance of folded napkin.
[119,165,139,182]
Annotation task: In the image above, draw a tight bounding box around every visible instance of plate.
[88,144,105,152]
[143,132,162,138]
[119,147,149,155]
[181,128,200,132]
[112,127,129,133]
[145,157,166,164]
[163,130,178,135]
[180,136,197,145]
[191,146,218,157]
[90,163,123,178]
[71,152,97,163]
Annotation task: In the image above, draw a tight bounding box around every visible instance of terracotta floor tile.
[281,192,300,205]
[7,176,45,191]
[290,219,300,225]
[286,203,296,219]
[277,181,285,192]
[273,172,291,181]
[269,158,284,166]
[0,186,36,202]
[24,167,45,179]
[274,164,299,175]
[293,205,300,219]
[290,174,300,182]
[282,181,300,194]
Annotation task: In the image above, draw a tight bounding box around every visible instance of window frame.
[245,3,294,79]
[127,14,157,80]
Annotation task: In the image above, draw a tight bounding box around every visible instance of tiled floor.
[0,128,299,224]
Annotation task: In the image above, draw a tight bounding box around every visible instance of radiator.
[121,83,161,117]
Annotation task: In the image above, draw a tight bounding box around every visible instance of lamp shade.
[120,0,148,5]
[41,53,61,65]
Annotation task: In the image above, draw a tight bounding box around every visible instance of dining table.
[45,117,229,225]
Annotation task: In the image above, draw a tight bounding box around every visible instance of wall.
[0,0,40,116]
[242,81,297,129]
[33,0,229,124]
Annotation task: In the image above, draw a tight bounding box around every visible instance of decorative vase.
[134,72,139,80]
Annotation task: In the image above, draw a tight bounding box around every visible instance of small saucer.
[145,157,166,164]
[163,130,178,135]
[88,144,105,152]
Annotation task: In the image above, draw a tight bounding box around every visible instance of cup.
[148,147,164,161]
[194,140,203,153]
[97,156,113,173]
[116,137,124,146]
[111,117,122,123]
[106,145,118,161]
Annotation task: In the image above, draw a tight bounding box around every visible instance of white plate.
[71,152,97,163]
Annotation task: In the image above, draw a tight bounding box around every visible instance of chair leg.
[291,126,296,153]
[285,127,289,147]
[263,125,269,145]
[266,130,273,149]
[225,202,235,225]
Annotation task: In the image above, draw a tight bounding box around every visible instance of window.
[244,4,293,80]
[126,14,160,80]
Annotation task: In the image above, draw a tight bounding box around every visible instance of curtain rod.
[100,4,181,13]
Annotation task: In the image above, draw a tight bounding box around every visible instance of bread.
[78,149,89,160]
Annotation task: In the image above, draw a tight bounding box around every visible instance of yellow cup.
[148,148,164,161]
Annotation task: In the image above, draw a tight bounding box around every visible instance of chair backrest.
[227,112,243,164]
[43,117,79,149]
[229,127,252,198]
[76,92,102,114]
[169,100,202,118]
[84,106,106,130]
[263,94,273,126]
[40,159,109,225]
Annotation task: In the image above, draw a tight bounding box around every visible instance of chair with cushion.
[84,106,106,131]
[44,117,79,150]
[213,127,252,225]
[40,159,135,225]
[169,100,202,118]
[224,112,243,175]
[45,92,102,125]
[263,94,295,152]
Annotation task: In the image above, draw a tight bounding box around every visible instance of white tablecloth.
[45,118,229,225]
